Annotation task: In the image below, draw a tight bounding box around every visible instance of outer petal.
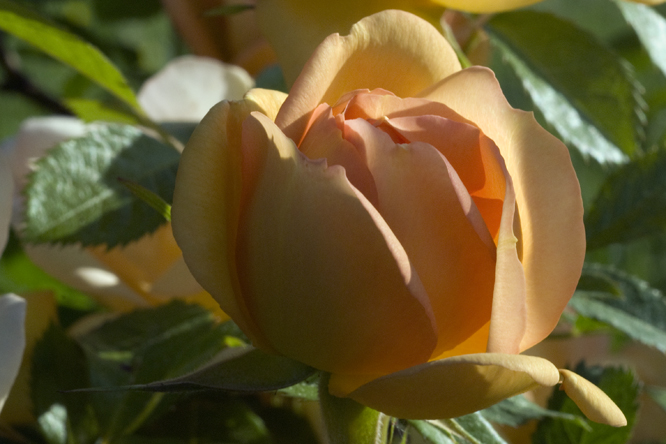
[0,294,26,414]
[486,139,527,354]
[559,369,627,427]
[275,10,461,144]
[256,3,444,87]
[419,67,585,351]
[345,119,495,358]
[430,0,543,13]
[138,55,254,122]
[343,353,560,419]
[236,112,437,375]
[172,92,285,350]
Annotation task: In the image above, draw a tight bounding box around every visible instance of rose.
[172,10,625,424]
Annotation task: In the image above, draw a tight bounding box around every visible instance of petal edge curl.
[276,10,461,145]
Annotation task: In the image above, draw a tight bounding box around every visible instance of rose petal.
[486,140,527,354]
[559,369,627,427]
[384,116,506,241]
[344,119,496,359]
[342,353,561,419]
[299,105,379,204]
[245,88,288,122]
[431,0,543,13]
[256,4,446,87]
[172,98,279,350]
[419,67,585,351]
[236,112,437,375]
[138,55,254,122]
[0,294,26,414]
[344,93,472,125]
[275,10,461,144]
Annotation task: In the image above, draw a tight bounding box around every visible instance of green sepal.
[532,364,639,444]
[318,373,389,444]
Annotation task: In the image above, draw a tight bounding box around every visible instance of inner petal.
[299,104,379,206]
[344,119,496,358]
[236,112,437,375]
[384,115,506,242]
[344,92,474,126]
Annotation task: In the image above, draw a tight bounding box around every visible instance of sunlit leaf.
[23,124,179,248]
[533,364,638,444]
[585,148,666,249]
[487,11,644,164]
[0,0,142,113]
[616,0,666,79]
[65,98,141,125]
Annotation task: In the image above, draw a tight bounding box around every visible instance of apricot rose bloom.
[172,10,625,424]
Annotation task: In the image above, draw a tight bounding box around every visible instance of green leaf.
[107,346,316,393]
[585,148,666,249]
[23,123,179,248]
[0,0,142,113]
[407,420,456,444]
[616,0,666,79]
[532,364,638,444]
[487,11,644,164]
[65,98,141,125]
[570,293,666,353]
[409,416,507,444]
[78,301,237,440]
[119,179,171,222]
[571,264,666,351]
[31,324,97,444]
[277,379,319,401]
[318,373,388,444]
[449,413,508,444]
[481,395,589,429]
